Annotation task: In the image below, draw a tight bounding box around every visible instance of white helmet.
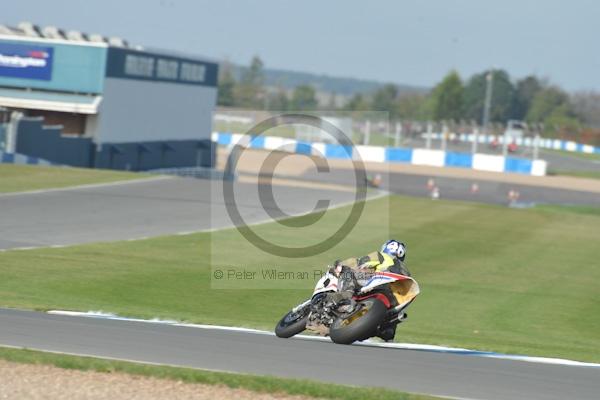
[381,239,406,261]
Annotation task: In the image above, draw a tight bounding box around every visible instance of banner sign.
[0,42,54,81]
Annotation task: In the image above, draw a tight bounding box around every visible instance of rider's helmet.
[381,239,406,261]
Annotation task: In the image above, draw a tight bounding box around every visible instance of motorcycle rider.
[331,239,410,285]
[328,239,411,341]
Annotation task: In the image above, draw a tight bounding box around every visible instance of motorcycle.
[274,268,420,344]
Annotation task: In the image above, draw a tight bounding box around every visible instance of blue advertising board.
[0,42,53,81]
[0,39,107,94]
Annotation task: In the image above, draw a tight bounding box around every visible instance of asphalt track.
[1,308,599,400]
[0,176,359,250]
[2,168,598,251]
[293,168,600,206]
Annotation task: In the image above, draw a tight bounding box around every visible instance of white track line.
[47,310,600,369]
[0,175,173,198]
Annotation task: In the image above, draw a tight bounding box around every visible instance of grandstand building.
[0,22,218,169]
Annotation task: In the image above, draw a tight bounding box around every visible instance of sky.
[3,0,599,91]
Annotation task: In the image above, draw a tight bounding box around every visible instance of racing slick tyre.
[275,309,309,338]
[329,298,387,345]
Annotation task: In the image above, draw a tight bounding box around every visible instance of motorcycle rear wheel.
[275,309,309,338]
[329,298,387,344]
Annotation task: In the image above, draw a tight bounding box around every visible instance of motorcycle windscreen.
[389,278,420,309]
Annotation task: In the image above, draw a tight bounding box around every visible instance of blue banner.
[0,42,53,81]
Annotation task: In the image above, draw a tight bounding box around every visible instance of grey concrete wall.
[95,77,217,143]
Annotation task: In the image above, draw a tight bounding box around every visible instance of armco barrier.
[213,132,547,176]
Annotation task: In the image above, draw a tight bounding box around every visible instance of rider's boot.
[378,323,397,341]
[378,313,408,341]
[326,290,356,313]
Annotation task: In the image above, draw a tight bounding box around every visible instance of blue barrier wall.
[16,118,94,167]
[325,144,353,159]
[94,139,215,170]
[504,157,533,174]
[15,117,215,170]
[213,132,546,176]
[0,124,6,151]
[295,141,312,155]
[445,152,473,168]
[385,148,412,163]
[0,151,53,165]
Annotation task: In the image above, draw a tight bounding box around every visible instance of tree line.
[218,56,600,144]
[218,57,318,112]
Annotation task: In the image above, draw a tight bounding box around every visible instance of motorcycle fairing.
[360,271,420,310]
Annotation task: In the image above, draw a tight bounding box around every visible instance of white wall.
[94,77,217,143]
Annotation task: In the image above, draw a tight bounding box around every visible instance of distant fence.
[212,132,547,176]
[426,132,600,155]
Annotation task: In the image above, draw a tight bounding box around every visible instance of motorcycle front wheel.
[329,298,387,344]
[275,308,309,338]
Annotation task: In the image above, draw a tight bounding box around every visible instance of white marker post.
[426,122,433,149]
[395,121,402,147]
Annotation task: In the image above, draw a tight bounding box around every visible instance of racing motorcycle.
[274,268,420,344]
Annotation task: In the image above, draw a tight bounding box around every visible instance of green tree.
[544,104,581,137]
[290,85,318,111]
[217,61,236,107]
[345,93,370,111]
[526,86,580,136]
[234,56,265,109]
[396,93,432,120]
[267,88,289,111]
[572,91,600,128]
[463,69,515,123]
[431,70,464,121]
[526,86,570,122]
[512,75,543,120]
[371,84,399,118]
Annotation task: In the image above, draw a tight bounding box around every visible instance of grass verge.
[0,195,599,362]
[535,204,600,216]
[544,148,600,162]
[0,164,149,193]
[0,347,437,400]
[548,169,600,180]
